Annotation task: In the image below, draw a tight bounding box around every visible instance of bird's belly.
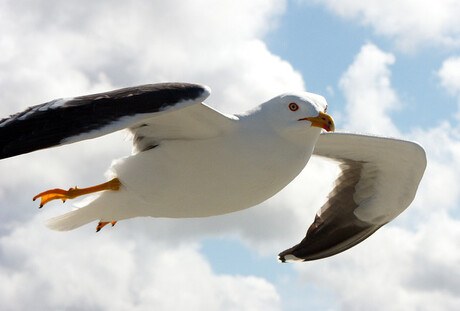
[112,137,311,218]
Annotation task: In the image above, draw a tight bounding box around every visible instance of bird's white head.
[255,92,335,141]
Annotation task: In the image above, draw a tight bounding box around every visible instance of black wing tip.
[278,249,289,262]
[0,82,212,160]
[277,223,383,263]
[159,82,211,101]
[277,251,306,263]
[166,82,211,101]
[278,254,287,263]
[71,82,211,104]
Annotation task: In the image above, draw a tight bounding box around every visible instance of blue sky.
[267,1,458,130]
[1,1,460,310]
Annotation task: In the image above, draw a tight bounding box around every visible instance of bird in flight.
[0,83,426,261]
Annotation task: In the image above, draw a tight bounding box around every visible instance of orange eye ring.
[289,103,299,111]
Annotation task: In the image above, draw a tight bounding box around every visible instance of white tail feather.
[45,208,97,231]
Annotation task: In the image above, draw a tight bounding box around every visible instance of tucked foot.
[96,221,117,232]
[33,178,122,208]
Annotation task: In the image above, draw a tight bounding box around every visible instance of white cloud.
[409,124,460,218]
[438,56,460,96]
[295,213,460,311]
[438,56,460,119]
[0,0,303,115]
[0,215,281,311]
[311,0,460,50]
[339,43,400,136]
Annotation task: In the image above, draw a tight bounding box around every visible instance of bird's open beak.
[299,111,335,132]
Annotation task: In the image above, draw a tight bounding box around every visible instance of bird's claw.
[33,188,77,208]
[33,178,122,209]
[96,221,117,232]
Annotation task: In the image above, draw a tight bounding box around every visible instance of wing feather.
[129,101,238,153]
[279,131,426,262]
[0,83,212,159]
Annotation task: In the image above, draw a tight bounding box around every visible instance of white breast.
[110,126,317,219]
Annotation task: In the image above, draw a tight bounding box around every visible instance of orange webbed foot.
[33,178,122,208]
[33,187,79,208]
[96,221,117,232]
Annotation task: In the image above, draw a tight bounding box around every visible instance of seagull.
[0,83,426,261]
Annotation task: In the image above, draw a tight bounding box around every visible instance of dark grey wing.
[279,160,383,262]
[0,83,210,159]
[279,132,426,262]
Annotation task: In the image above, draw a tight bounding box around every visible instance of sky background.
[1,0,460,310]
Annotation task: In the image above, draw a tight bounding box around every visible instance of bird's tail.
[45,207,97,231]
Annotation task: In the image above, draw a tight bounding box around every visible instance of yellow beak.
[299,111,335,132]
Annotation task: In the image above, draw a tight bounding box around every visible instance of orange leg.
[96,221,117,232]
[33,178,122,208]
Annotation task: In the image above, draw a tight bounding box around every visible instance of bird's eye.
[289,103,299,111]
[324,105,328,113]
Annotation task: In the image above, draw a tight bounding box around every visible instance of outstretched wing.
[279,131,427,262]
[0,83,235,159]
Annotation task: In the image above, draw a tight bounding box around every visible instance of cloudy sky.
[1,0,460,310]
